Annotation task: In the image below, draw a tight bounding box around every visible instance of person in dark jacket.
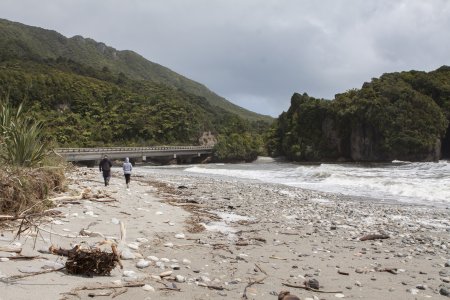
[99,155,112,186]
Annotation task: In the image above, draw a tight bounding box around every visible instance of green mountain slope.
[0,18,272,122]
[0,59,265,147]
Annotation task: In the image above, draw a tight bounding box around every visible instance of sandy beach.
[0,166,449,300]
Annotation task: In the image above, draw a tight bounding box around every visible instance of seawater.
[142,158,450,207]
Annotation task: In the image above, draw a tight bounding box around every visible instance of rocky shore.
[0,166,449,299]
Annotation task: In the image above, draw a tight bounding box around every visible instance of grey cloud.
[1,0,450,117]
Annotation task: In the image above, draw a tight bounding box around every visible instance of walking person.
[99,155,112,186]
[123,157,132,189]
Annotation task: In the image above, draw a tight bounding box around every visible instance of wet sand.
[0,166,449,299]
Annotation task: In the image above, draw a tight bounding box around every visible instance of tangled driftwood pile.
[50,244,122,276]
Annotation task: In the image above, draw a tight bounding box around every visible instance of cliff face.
[268,67,450,162]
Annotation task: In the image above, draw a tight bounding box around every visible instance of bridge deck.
[55,146,214,162]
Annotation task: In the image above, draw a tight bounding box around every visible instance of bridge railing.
[55,146,214,153]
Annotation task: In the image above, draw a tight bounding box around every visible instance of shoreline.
[0,166,448,299]
[137,164,450,210]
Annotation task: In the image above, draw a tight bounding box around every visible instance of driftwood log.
[359,234,390,241]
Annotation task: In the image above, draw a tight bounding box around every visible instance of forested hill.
[0,18,271,122]
[267,66,450,162]
[0,18,270,154]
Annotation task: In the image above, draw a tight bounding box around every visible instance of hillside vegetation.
[0,18,270,161]
[267,67,450,162]
[0,18,272,123]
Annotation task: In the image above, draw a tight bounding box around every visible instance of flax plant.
[0,100,48,167]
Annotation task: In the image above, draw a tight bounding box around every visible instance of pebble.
[123,270,137,277]
[127,243,140,250]
[121,249,136,260]
[416,284,427,290]
[142,284,155,292]
[84,211,98,217]
[440,287,449,296]
[150,275,160,281]
[161,258,170,263]
[164,242,174,248]
[136,259,150,269]
[335,293,345,298]
[175,233,186,239]
[182,258,191,265]
[111,218,120,225]
[0,258,9,262]
[147,256,159,261]
[407,288,419,295]
[176,275,186,282]
[136,237,148,243]
[159,270,173,277]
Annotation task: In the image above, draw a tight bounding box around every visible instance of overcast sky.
[2,0,450,117]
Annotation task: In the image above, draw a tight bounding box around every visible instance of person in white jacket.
[123,157,133,189]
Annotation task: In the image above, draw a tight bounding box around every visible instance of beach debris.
[335,293,345,298]
[278,291,300,300]
[0,244,22,253]
[79,229,105,238]
[157,280,181,292]
[270,255,288,260]
[18,266,44,273]
[282,280,343,294]
[337,270,350,276]
[2,265,65,283]
[120,220,126,242]
[375,267,398,274]
[49,243,122,276]
[359,234,390,241]
[242,275,267,299]
[49,188,91,203]
[63,282,145,298]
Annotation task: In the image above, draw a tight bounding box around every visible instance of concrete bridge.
[55,146,213,164]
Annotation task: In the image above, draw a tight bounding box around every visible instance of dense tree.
[267,68,450,162]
